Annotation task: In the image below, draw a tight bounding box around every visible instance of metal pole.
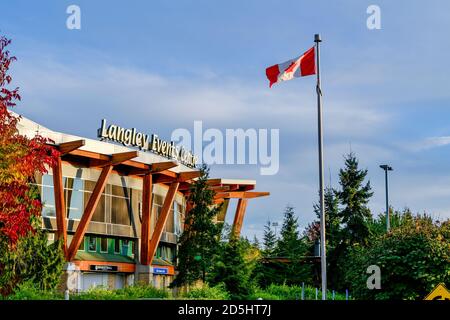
[385,168,390,231]
[314,33,327,300]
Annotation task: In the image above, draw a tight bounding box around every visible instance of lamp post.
[272,222,278,236]
[379,164,393,231]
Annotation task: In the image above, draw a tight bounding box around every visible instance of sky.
[2,0,450,240]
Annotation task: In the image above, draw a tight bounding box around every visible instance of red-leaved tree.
[0,35,58,245]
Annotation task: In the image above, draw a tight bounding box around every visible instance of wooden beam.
[58,140,85,155]
[151,161,178,173]
[111,151,138,165]
[215,191,244,199]
[125,167,152,176]
[178,170,201,182]
[66,165,113,261]
[125,161,178,176]
[215,191,270,199]
[140,174,153,265]
[68,149,147,170]
[206,179,222,186]
[210,186,230,192]
[69,149,110,161]
[153,174,178,184]
[232,198,248,237]
[216,198,230,222]
[52,156,67,257]
[89,151,138,168]
[147,182,179,265]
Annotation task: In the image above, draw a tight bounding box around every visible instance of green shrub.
[117,284,169,299]
[182,283,230,300]
[343,216,450,300]
[3,281,63,300]
[71,284,169,300]
[249,284,346,300]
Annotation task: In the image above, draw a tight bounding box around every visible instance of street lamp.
[379,164,393,231]
[272,222,279,236]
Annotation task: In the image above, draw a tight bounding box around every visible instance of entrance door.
[82,273,108,291]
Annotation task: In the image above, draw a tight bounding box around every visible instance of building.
[16,114,269,292]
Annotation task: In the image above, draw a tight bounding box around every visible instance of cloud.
[10,50,450,240]
[406,136,450,152]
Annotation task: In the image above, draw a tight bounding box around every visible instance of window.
[41,175,56,217]
[88,237,97,252]
[122,239,130,256]
[110,185,131,225]
[66,178,84,220]
[78,237,85,251]
[100,238,108,253]
[114,239,120,254]
[85,181,106,222]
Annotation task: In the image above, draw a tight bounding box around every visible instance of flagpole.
[314,33,327,300]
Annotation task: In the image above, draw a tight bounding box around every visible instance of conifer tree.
[336,153,373,245]
[262,220,277,255]
[251,235,260,250]
[276,206,299,256]
[312,187,341,247]
[170,165,222,288]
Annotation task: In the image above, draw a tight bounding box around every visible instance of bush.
[249,284,347,300]
[182,283,230,300]
[3,281,63,300]
[343,215,450,300]
[71,284,169,300]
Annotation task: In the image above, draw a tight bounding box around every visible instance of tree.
[251,235,261,250]
[170,165,222,288]
[262,220,277,255]
[336,153,373,246]
[209,237,258,300]
[0,35,63,296]
[276,206,299,257]
[274,206,312,286]
[343,214,450,300]
[0,214,65,294]
[305,187,343,288]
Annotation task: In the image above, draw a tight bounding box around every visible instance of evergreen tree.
[309,187,343,289]
[170,165,222,288]
[262,220,277,255]
[0,218,65,294]
[251,235,260,250]
[336,153,373,245]
[209,237,257,300]
[312,187,341,247]
[275,205,312,286]
[276,206,299,256]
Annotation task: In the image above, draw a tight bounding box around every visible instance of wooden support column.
[140,173,153,265]
[147,182,179,265]
[52,156,67,257]
[232,199,248,237]
[66,165,113,261]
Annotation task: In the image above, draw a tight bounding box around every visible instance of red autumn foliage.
[0,35,59,245]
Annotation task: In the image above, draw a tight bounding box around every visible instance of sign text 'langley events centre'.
[98,119,198,168]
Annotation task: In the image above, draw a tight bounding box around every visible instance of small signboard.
[89,265,119,272]
[153,267,169,275]
[424,283,450,300]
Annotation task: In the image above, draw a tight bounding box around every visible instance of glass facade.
[37,174,140,226]
[37,173,184,266]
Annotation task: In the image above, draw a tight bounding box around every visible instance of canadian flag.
[265,46,316,87]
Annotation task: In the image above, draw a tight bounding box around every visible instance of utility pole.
[379,164,393,231]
